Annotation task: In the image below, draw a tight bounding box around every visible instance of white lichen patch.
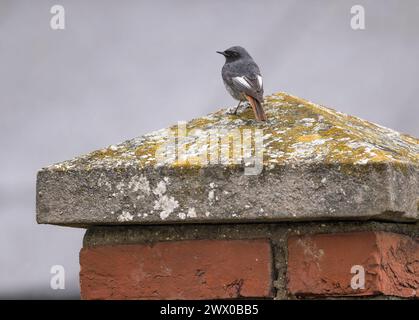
[154,195,179,220]
[208,182,219,205]
[208,190,215,202]
[187,207,197,218]
[128,175,150,195]
[299,118,316,127]
[153,180,167,197]
[355,158,369,165]
[151,178,179,220]
[115,181,125,191]
[117,211,133,222]
[288,138,331,162]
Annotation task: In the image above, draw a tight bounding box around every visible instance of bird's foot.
[225,102,251,115]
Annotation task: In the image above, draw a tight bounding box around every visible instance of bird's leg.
[233,101,242,115]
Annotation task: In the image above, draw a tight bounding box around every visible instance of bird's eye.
[225,51,238,57]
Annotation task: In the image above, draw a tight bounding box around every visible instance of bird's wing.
[231,73,263,102]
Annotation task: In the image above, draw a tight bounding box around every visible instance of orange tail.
[245,95,267,121]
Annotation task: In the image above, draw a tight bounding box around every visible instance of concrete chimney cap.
[36,92,419,227]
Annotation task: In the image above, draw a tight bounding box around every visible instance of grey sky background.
[0,0,418,298]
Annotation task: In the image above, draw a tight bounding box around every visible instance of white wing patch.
[233,76,252,90]
[257,75,263,88]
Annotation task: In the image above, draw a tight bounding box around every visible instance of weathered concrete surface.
[82,221,419,299]
[36,92,419,226]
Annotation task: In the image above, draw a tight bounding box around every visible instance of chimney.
[36,92,419,299]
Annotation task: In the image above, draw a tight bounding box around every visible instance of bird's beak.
[216,51,226,56]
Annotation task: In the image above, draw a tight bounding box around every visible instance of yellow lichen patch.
[297,134,322,143]
[90,148,118,160]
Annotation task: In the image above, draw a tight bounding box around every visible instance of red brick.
[287,231,418,298]
[80,239,273,300]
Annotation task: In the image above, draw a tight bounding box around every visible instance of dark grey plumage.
[217,46,267,121]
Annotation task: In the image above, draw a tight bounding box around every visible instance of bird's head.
[217,46,251,62]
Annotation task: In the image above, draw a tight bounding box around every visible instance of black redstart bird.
[217,46,267,121]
